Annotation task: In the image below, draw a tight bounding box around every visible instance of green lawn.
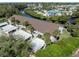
[35,29,79,57]
[59,29,71,39]
[36,37,79,57]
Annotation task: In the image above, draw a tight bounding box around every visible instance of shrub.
[0,36,30,57]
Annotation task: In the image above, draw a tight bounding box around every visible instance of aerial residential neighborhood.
[0,3,79,57]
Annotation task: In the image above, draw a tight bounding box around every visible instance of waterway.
[19,9,78,24]
[19,9,33,18]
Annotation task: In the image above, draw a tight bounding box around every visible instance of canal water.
[19,9,33,18]
[68,17,79,24]
[19,9,77,24]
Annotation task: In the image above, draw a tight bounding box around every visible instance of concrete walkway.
[72,48,79,57]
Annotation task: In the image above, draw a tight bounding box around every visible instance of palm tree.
[23,21,29,26]
[15,20,20,25]
[52,29,60,40]
[43,33,51,45]
[11,17,16,25]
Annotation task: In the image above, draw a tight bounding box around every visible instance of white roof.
[17,25,26,29]
[50,36,57,42]
[59,26,64,34]
[0,22,8,27]
[13,30,32,40]
[33,31,43,35]
[59,26,64,30]
[2,25,18,33]
[30,38,46,52]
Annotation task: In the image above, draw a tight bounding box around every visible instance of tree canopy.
[0,36,30,57]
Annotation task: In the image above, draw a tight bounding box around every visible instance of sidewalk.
[72,48,79,57]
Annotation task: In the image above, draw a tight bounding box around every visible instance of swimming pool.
[47,9,63,16]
